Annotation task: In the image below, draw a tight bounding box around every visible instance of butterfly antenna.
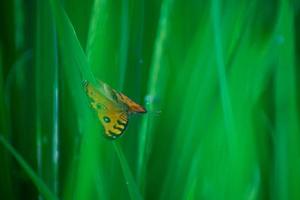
[146,109,162,116]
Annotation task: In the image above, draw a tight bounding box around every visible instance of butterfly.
[82,80,146,139]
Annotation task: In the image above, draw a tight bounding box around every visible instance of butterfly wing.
[112,90,146,113]
[98,80,146,113]
[97,110,129,139]
[83,81,129,139]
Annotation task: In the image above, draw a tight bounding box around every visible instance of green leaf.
[0,136,58,200]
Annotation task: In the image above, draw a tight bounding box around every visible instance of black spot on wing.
[103,116,111,123]
[113,125,124,132]
[120,113,128,122]
[117,119,127,127]
[107,130,124,140]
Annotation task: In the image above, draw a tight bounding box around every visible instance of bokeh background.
[0,0,300,199]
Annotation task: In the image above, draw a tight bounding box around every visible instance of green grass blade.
[273,1,300,199]
[0,46,14,200]
[114,142,142,200]
[211,0,235,142]
[86,0,127,88]
[49,0,101,199]
[49,0,95,84]
[62,0,93,48]
[136,0,174,191]
[14,0,25,50]
[118,0,129,89]
[0,136,58,200]
[35,0,59,194]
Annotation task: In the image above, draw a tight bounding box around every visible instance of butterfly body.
[83,80,146,139]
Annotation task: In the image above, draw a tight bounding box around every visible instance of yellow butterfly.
[82,80,146,139]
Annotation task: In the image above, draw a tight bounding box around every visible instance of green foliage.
[0,0,299,199]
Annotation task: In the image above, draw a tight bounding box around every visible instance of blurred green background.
[0,0,300,199]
